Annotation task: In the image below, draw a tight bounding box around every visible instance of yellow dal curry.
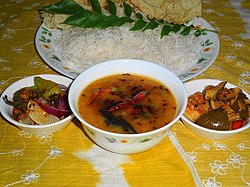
[78,73,177,134]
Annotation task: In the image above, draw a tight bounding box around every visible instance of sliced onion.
[35,99,72,118]
[58,94,70,110]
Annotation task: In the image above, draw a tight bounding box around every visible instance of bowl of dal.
[68,59,187,154]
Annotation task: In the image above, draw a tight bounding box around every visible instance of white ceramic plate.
[35,17,219,81]
[181,79,250,140]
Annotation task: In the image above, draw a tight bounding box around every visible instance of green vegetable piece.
[107,0,116,15]
[143,20,159,31]
[42,0,84,14]
[90,0,102,13]
[34,77,57,92]
[195,108,231,131]
[123,2,132,17]
[130,19,147,31]
[43,85,63,100]
[161,25,171,38]
[34,76,63,101]
[13,89,28,112]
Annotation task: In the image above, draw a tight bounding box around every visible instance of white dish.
[68,59,187,154]
[35,17,219,81]
[0,74,74,135]
[181,79,250,140]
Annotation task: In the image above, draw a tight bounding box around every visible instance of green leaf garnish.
[112,16,133,27]
[123,2,132,17]
[42,0,84,14]
[63,10,93,26]
[161,25,171,38]
[171,24,181,32]
[96,15,119,29]
[130,19,147,31]
[42,0,217,37]
[135,13,143,19]
[90,0,102,13]
[107,0,116,15]
[143,20,159,31]
[180,26,191,36]
[78,13,106,28]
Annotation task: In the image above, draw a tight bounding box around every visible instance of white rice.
[56,24,202,76]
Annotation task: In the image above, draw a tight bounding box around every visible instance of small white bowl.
[0,74,74,135]
[68,59,187,154]
[181,79,250,140]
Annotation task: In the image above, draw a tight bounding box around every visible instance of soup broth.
[78,73,177,134]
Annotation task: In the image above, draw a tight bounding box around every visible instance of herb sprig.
[42,0,216,38]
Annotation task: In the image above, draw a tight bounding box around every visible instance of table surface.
[0,0,250,186]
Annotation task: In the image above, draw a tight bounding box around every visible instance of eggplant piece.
[195,108,231,131]
[217,87,242,101]
[209,99,222,110]
[231,92,249,120]
[204,81,226,100]
[100,109,137,134]
[222,103,241,122]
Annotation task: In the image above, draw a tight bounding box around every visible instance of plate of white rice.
[35,17,219,81]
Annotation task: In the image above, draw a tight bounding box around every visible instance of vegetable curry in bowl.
[184,81,250,131]
[3,76,72,125]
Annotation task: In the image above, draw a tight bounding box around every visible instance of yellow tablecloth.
[0,0,250,186]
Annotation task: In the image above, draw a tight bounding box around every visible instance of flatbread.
[129,0,202,24]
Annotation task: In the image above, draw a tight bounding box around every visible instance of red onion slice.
[35,99,72,118]
[58,94,70,110]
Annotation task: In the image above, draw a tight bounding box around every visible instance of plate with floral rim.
[35,17,219,81]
